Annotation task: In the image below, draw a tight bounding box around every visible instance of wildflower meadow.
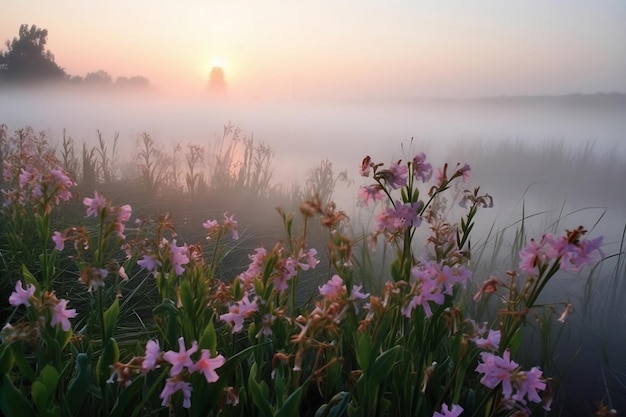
[0,124,614,417]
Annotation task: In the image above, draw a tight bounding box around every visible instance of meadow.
[1,97,625,416]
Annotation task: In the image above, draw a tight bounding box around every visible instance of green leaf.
[21,264,40,291]
[102,298,120,341]
[315,392,350,417]
[0,344,15,376]
[96,338,119,386]
[370,345,402,387]
[0,374,36,417]
[355,332,372,371]
[180,279,195,316]
[248,364,274,417]
[275,384,305,417]
[199,321,217,354]
[10,344,36,382]
[34,365,59,406]
[66,353,91,415]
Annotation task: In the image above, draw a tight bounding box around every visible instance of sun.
[208,56,229,74]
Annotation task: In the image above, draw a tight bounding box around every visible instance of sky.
[1,0,625,99]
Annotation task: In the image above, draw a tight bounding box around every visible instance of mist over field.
[2,86,626,414]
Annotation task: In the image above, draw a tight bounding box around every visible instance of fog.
[2,85,626,413]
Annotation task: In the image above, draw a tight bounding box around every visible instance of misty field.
[1,117,625,417]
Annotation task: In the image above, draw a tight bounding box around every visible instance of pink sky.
[1,0,625,99]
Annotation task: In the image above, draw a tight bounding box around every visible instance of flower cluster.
[3,280,77,344]
[1,127,76,214]
[519,226,603,275]
[108,337,226,409]
[52,191,133,291]
[476,349,549,412]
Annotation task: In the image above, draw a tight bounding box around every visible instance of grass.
[2,123,625,415]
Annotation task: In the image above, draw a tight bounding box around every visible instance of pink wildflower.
[455,163,471,182]
[475,349,519,399]
[160,377,193,408]
[239,246,267,284]
[297,248,320,271]
[518,235,554,274]
[142,339,161,371]
[9,280,36,307]
[190,349,225,383]
[375,201,421,239]
[83,191,107,218]
[220,295,259,333]
[383,161,409,189]
[118,266,129,281]
[163,337,198,376]
[472,329,501,351]
[170,239,189,276]
[433,403,464,417]
[557,303,574,323]
[413,152,433,183]
[320,275,347,299]
[202,219,220,238]
[358,185,386,206]
[360,155,373,177]
[137,254,161,274]
[50,298,77,332]
[223,212,239,240]
[514,367,546,404]
[18,169,33,188]
[52,231,65,251]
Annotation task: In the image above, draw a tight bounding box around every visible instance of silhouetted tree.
[84,70,113,86]
[207,66,227,95]
[115,75,150,89]
[0,24,67,84]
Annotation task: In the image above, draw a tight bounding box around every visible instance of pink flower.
[454,163,471,182]
[358,185,386,206]
[169,240,189,276]
[117,204,132,223]
[142,339,161,371]
[360,155,373,177]
[433,403,464,417]
[320,275,346,299]
[475,349,519,399]
[472,329,501,351]
[160,377,193,408]
[223,212,239,240]
[118,266,129,281]
[9,280,36,307]
[163,337,198,376]
[413,152,433,183]
[297,248,319,271]
[137,254,161,274]
[18,169,33,188]
[114,205,133,239]
[52,231,65,251]
[514,367,546,404]
[83,191,107,218]
[382,161,409,189]
[220,295,259,333]
[375,201,421,239]
[202,219,220,238]
[190,349,225,383]
[50,298,78,332]
[518,235,554,274]
[239,246,267,284]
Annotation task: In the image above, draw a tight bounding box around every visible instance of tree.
[0,24,67,84]
[207,66,227,95]
[84,70,113,86]
[115,75,150,89]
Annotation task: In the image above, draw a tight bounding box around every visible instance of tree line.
[0,24,149,89]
